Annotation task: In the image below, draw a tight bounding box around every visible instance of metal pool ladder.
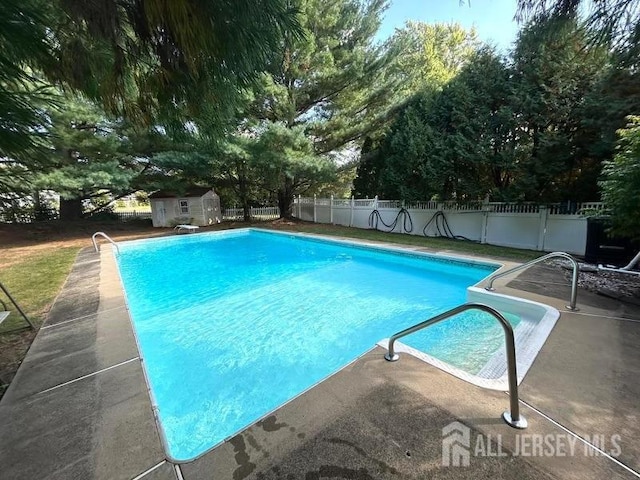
[485,251,579,311]
[385,303,528,429]
[92,232,120,254]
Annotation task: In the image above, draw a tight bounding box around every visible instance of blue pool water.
[116,229,510,461]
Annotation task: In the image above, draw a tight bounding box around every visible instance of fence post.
[350,196,354,227]
[330,195,334,224]
[313,195,317,223]
[481,209,489,244]
[480,199,492,244]
[537,205,548,251]
[297,195,301,219]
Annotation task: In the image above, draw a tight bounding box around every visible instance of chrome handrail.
[385,303,527,429]
[92,232,120,254]
[486,252,579,311]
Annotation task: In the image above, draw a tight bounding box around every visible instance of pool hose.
[422,211,473,241]
[368,208,414,233]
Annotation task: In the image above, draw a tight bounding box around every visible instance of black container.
[584,217,638,266]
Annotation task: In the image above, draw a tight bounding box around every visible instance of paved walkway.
[0,241,639,479]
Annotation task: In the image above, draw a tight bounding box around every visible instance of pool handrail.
[384,302,527,429]
[92,231,120,254]
[485,251,579,311]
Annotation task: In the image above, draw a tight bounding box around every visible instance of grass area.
[1,246,80,331]
[0,246,80,394]
[265,222,542,262]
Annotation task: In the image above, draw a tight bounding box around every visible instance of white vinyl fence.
[223,206,280,221]
[293,196,605,256]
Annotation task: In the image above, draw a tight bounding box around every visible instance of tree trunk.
[59,198,83,221]
[33,190,41,210]
[242,202,251,222]
[277,177,294,219]
[238,162,251,222]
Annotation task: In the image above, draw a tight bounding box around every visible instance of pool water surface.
[116,229,507,461]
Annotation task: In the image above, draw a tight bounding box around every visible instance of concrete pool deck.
[0,241,639,479]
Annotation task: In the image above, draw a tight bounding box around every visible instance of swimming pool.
[116,229,546,461]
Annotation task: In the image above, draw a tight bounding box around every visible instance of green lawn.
[0,247,80,332]
[267,223,542,262]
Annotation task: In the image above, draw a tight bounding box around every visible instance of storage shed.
[149,187,221,227]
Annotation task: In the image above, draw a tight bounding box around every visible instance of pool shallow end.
[379,287,560,391]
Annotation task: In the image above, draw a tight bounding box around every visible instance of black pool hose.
[422,211,474,242]
[368,208,414,233]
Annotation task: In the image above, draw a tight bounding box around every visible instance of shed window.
[179,199,189,214]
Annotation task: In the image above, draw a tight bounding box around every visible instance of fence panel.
[316,205,331,223]
[352,206,373,229]
[251,206,280,220]
[223,206,280,221]
[115,211,152,221]
[434,211,484,241]
[544,216,587,255]
[485,213,541,250]
[332,206,351,226]
[291,197,597,255]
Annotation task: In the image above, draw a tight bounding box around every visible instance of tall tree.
[46,0,301,132]
[390,21,480,94]
[248,0,399,149]
[510,16,609,201]
[0,0,54,166]
[34,97,138,220]
[1,0,301,220]
[517,0,640,63]
[235,0,400,215]
[213,136,260,221]
[372,48,517,201]
[352,21,481,199]
[599,116,640,240]
[251,122,336,216]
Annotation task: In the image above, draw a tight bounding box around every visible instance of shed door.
[204,198,217,224]
[156,201,167,226]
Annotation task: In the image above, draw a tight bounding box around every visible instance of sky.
[377,0,522,52]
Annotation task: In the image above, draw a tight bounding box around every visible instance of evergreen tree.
[46,0,301,131]
[236,0,400,216]
[250,123,336,216]
[34,97,137,220]
[600,116,640,240]
[510,16,609,201]
[0,0,54,166]
[517,0,640,63]
[363,48,516,201]
[352,21,481,199]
